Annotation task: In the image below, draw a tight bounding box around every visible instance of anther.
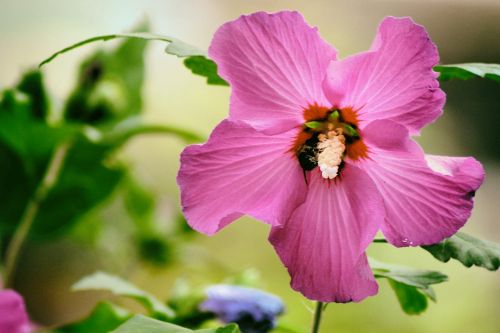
[317,130,346,179]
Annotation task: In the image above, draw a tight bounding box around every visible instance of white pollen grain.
[317,130,346,180]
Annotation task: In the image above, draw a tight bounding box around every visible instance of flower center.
[293,106,367,179]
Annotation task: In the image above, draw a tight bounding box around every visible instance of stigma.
[317,129,346,179]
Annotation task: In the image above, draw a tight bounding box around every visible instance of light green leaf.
[371,259,448,289]
[183,56,228,86]
[198,324,241,333]
[40,32,205,68]
[53,302,131,333]
[370,259,448,315]
[73,272,174,319]
[273,323,306,333]
[422,232,500,271]
[112,315,191,333]
[435,63,500,82]
[112,315,241,333]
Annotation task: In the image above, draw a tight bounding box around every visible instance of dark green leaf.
[112,315,191,333]
[53,302,131,333]
[73,271,174,319]
[0,88,79,238]
[422,232,500,271]
[183,56,228,86]
[370,259,448,315]
[0,88,75,166]
[124,175,155,222]
[63,22,151,124]
[16,69,49,120]
[31,139,124,238]
[138,236,173,266]
[435,63,500,82]
[388,280,428,315]
[0,142,31,238]
[40,32,205,68]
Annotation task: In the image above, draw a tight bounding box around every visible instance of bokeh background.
[1,0,499,332]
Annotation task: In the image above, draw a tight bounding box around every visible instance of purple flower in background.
[200,285,284,333]
[0,289,31,333]
[177,11,485,302]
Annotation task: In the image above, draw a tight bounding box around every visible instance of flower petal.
[209,11,337,134]
[269,166,383,302]
[0,289,31,333]
[359,120,485,247]
[177,120,307,235]
[323,17,444,135]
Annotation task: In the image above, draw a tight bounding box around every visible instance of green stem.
[3,142,72,288]
[117,124,204,143]
[311,301,324,333]
[96,123,205,146]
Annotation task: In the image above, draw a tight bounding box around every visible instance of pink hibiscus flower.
[177,11,484,302]
[0,289,31,333]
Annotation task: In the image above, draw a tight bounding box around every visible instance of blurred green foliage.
[0,20,199,263]
[64,22,148,124]
[53,302,132,333]
[72,271,174,319]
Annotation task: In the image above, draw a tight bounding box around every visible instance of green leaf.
[183,56,228,86]
[123,175,156,222]
[435,63,500,82]
[0,89,76,171]
[198,324,241,333]
[40,32,205,68]
[31,139,124,237]
[16,69,49,120]
[422,232,500,271]
[0,88,80,238]
[62,21,151,124]
[73,271,174,319]
[371,260,448,290]
[215,324,241,333]
[370,259,448,315]
[388,280,428,315]
[112,315,191,333]
[53,302,131,333]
